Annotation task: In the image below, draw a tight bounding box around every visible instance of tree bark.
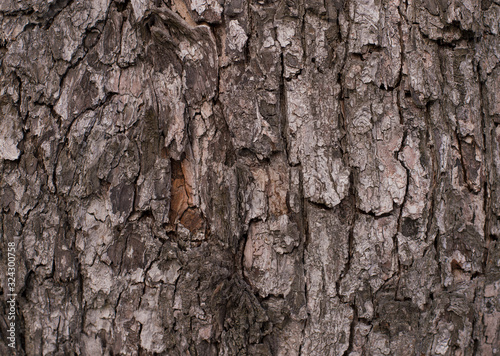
[1,0,499,355]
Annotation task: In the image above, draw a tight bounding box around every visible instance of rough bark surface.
[0,0,499,355]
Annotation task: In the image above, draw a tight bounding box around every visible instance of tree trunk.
[1,0,499,355]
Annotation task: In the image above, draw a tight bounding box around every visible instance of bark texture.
[0,0,499,355]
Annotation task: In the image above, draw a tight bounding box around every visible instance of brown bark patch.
[169,158,204,233]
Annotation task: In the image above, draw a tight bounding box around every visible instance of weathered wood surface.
[0,0,499,354]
